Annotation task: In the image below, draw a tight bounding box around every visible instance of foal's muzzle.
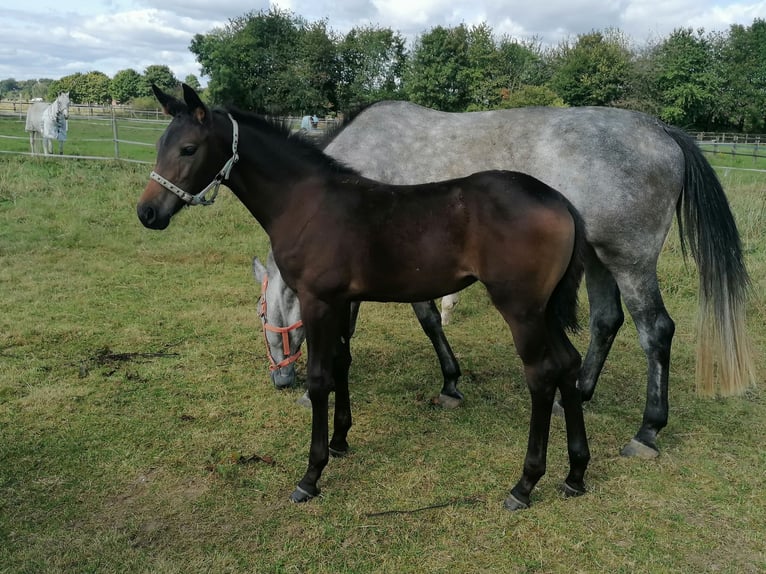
[137,202,170,230]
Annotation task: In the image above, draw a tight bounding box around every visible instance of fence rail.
[0,106,340,164]
[1,102,765,173]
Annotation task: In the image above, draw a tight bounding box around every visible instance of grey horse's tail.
[548,199,587,335]
[664,125,754,397]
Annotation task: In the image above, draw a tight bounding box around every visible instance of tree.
[77,71,111,104]
[498,37,551,91]
[405,25,471,111]
[49,74,83,102]
[336,25,407,110]
[0,78,20,100]
[111,69,143,103]
[288,19,339,114]
[191,8,334,113]
[142,65,178,96]
[184,75,202,91]
[549,30,633,107]
[718,19,766,131]
[500,85,565,108]
[462,23,507,110]
[648,28,719,128]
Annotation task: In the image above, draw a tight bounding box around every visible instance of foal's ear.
[182,83,209,125]
[151,84,186,117]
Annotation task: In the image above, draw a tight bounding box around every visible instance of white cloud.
[1,0,765,82]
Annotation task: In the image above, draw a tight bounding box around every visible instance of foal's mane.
[223,106,357,176]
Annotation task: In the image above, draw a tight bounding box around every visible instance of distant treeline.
[4,9,766,132]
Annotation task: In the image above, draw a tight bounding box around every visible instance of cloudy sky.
[2,0,765,84]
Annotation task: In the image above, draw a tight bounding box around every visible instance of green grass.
[0,155,765,573]
[0,115,167,163]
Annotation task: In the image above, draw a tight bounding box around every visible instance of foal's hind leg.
[487,290,587,510]
[505,318,586,510]
[329,303,353,457]
[411,301,463,408]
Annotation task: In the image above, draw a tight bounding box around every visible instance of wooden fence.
[0,100,764,171]
[0,104,338,163]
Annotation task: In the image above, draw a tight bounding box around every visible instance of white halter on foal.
[150,113,239,206]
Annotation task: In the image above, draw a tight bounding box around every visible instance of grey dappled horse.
[257,102,753,459]
[25,93,70,155]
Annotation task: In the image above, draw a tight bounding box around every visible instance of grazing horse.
[137,84,589,509]
[261,100,753,460]
[253,252,462,407]
[25,93,70,155]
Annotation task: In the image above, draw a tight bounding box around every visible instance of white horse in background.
[25,92,70,155]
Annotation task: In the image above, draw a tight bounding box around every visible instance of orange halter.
[258,274,303,371]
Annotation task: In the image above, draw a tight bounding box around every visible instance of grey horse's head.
[57,92,70,120]
[252,253,305,389]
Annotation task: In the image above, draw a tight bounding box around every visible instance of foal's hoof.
[503,493,530,511]
[290,485,319,503]
[620,438,659,459]
[437,393,464,410]
[329,445,349,458]
[551,399,565,418]
[560,481,586,498]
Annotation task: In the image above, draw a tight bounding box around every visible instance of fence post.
[112,107,120,160]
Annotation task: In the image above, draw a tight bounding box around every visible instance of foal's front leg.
[291,297,341,503]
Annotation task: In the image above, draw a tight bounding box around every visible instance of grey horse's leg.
[578,250,625,401]
[612,267,674,458]
[411,301,463,407]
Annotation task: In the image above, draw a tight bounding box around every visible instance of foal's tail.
[549,200,587,334]
[664,125,755,397]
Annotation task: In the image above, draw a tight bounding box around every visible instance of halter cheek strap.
[150,113,239,206]
[258,275,304,371]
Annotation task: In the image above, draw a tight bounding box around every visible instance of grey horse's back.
[25,102,48,132]
[324,102,684,257]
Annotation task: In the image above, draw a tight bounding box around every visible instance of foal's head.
[137,84,232,230]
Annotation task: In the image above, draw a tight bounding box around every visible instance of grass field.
[0,149,765,573]
[0,114,167,163]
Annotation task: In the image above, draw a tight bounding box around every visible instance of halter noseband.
[258,274,304,371]
[150,113,239,206]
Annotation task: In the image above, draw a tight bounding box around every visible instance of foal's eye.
[180,145,197,156]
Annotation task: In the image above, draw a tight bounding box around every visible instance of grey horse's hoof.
[620,438,659,459]
[290,485,318,503]
[296,391,312,409]
[503,493,530,511]
[437,393,463,409]
[551,399,565,418]
[560,481,586,498]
